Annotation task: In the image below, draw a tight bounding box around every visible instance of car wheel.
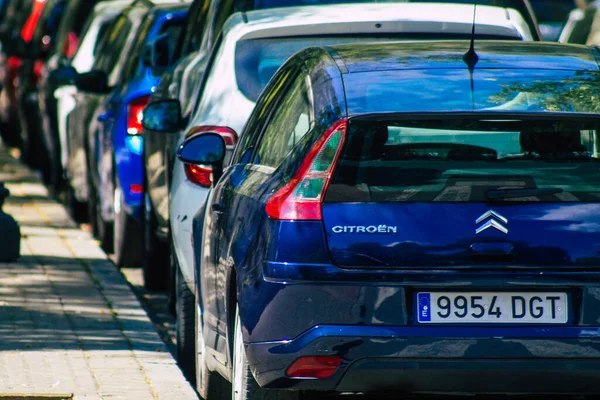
[142,192,168,291]
[88,173,113,252]
[113,182,142,267]
[176,266,197,385]
[233,305,300,400]
[66,185,87,223]
[195,297,229,400]
[167,243,177,316]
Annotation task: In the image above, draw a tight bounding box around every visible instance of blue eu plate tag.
[417,293,431,322]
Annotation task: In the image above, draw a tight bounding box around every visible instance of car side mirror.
[176,132,226,165]
[141,99,182,133]
[50,65,78,86]
[142,33,173,71]
[75,70,110,93]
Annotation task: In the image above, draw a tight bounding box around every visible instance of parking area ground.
[0,146,197,399]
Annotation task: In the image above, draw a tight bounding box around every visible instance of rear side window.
[120,14,153,81]
[326,117,600,203]
[92,15,132,76]
[255,72,312,168]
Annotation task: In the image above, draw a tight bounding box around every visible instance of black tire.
[19,96,47,171]
[66,185,87,223]
[113,182,142,267]
[167,241,177,316]
[0,118,21,149]
[232,305,300,400]
[142,192,168,291]
[88,173,113,252]
[176,266,197,385]
[195,292,230,400]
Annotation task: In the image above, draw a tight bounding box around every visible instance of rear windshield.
[235,35,520,102]
[326,117,600,203]
[344,69,600,115]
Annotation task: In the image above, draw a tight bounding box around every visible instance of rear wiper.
[485,187,563,200]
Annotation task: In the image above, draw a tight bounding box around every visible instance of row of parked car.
[3,0,600,398]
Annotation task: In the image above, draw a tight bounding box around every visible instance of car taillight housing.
[265,118,347,221]
[183,126,238,187]
[127,96,151,135]
[184,164,213,187]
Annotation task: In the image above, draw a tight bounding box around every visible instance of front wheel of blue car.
[233,305,300,400]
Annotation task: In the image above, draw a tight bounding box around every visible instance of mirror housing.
[142,33,174,71]
[176,132,226,165]
[141,99,182,133]
[75,70,110,93]
[50,65,78,86]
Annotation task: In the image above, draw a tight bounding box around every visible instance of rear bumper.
[241,268,600,394]
[246,325,600,394]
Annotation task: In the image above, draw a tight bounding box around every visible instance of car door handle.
[211,203,224,214]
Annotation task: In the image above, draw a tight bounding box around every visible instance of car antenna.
[463,1,478,110]
[463,1,479,70]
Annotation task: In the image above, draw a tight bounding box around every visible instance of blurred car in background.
[51,1,132,211]
[0,0,36,147]
[71,0,190,269]
[143,1,535,388]
[182,39,600,399]
[15,0,69,169]
[34,0,105,191]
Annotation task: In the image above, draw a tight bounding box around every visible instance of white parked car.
[54,0,131,203]
[141,0,536,388]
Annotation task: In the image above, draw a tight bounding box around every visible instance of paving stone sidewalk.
[0,149,198,399]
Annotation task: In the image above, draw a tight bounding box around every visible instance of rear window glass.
[235,34,520,102]
[326,117,600,203]
[344,69,600,115]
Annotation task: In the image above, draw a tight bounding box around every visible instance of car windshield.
[326,117,600,203]
[235,35,521,102]
[344,69,600,115]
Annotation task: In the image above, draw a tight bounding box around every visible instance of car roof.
[324,41,600,73]
[222,3,533,41]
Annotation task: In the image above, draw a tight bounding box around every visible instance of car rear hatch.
[322,114,600,269]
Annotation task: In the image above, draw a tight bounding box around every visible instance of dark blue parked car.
[182,40,600,398]
[78,1,189,268]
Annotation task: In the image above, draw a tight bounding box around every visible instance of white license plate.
[416,292,568,324]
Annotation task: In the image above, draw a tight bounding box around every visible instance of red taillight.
[21,0,45,43]
[286,356,341,379]
[8,57,20,72]
[184,163,212,187]
[33,59,43,84]
[130,184,143,194]
[63,31,79,58]
[127,95,151,135]
[265,118,347,221]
